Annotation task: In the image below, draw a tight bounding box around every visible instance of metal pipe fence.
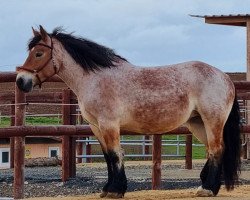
[75,137,205,162]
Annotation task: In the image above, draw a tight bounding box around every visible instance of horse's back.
[117,61,235,133]
[130,60,235,106]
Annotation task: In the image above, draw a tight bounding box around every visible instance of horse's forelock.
[27,27,61,51]
[28,35,42,51]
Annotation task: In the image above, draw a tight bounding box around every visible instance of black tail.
[222,96,241,190]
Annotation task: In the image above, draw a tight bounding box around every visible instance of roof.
[190,14,250,18]
[190,14,250,26]
[226,72,246,81]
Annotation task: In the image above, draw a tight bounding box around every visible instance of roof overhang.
[190,14,250,27]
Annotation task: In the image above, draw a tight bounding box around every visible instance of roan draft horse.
[16,26,241,198]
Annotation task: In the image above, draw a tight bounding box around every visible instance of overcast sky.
[0,0,249,72]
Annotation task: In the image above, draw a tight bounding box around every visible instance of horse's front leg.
[90,124,127,198]
[100,151,114,197]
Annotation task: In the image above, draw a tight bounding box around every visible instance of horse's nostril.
[16,77,32,93]
[16,77,24,89]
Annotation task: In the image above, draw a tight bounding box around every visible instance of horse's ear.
[32,27,40,36]
[39,25,49,42]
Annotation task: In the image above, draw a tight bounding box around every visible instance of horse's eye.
[35,52,43,58]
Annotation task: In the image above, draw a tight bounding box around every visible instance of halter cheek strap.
[17,37,58,87]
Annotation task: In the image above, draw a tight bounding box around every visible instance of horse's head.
[16,25,58,92]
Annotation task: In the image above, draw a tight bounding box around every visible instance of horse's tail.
[222,95,241,190]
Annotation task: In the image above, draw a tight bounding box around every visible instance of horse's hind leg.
[197,157,223,197]
[196,120,224,196]
[186,119,210,192]
[186,116,209,185]
[90,124,127,198]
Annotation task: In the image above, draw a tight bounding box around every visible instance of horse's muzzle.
[16,76,33,93]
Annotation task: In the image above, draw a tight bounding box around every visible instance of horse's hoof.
[196,186,214,197]
[100,191,108,198]
[106,192,124,198]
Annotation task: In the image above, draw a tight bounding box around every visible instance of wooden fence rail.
[0,125,191,137]
[1,125,250,138]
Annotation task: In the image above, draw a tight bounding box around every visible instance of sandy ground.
[26,185,250,200]
[25,160,250,199]
[1,160,250,199]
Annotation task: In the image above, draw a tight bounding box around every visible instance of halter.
[16,36,58,87]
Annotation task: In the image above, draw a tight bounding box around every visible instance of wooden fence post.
[70,91,77,177]
[10,138,15,169]
[144,135,150,160]
[10,101,15,168]
[185,135,192,169]
[14,84,26,199]
[62,89,77,180]
[152,135,162,190]
[62,89,71,182]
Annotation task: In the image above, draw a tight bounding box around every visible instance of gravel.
[1,160,250,198]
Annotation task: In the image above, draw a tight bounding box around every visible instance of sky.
[0,0,250,72]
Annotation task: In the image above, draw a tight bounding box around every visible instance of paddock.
[1,160,250,199]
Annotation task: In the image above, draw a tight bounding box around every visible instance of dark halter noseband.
[17,36,58,87]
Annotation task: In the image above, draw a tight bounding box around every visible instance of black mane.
[28,27,127,72]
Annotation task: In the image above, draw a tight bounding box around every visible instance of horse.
[16,25,241,198]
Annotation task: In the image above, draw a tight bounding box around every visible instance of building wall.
[0,146,10,168]
[24,143,62,158]
[0,143,62,159]
[0,143,62,169]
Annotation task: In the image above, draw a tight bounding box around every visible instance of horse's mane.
[28,27,127,72]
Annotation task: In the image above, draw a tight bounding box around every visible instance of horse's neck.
[57,63,88,96]
[54,43,133,97]
[59,63,132,92]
